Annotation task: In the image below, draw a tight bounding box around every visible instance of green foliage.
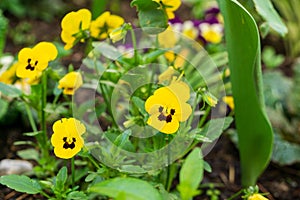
[218,0,273,186]
[177,147,203,200]
[0,175,42,194]
[271,0,300,58]
[54,166,68,193]
[0,98,8,119]
[0,82,22,98]
[263,62,300,165]
[0,0,67,21]
[131,0,168,34]
[88,177,162,200]
[0,10,8,57]
[262,46,284,68]
[251,0,287,36]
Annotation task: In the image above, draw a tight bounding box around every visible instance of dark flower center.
[26,58,38,71]
[63,137,76,149]
[157,106,175,123]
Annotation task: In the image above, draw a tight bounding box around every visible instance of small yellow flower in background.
[158,66,177,84]
[222,96,234,110]
[154,0,181,19]
[61,9,92,50]
[51,118,86,159]
[0,63,17,84]
[15,42,57,79]
[90,11,124,40]
[248,194,269,200]
[158,25,178,49]
[58,71,83,95]
[145,81,192,134]
[182,21,199,40]
[174,49,189,69]
[202,91,218,107]
[199,23,223,44]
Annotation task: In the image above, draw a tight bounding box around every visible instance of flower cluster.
[61,9,125,49]
[163,7,224,45]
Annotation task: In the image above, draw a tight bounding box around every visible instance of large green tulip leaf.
[218,0,273,186]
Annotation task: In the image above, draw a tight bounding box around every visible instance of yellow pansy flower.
[154,0,181,19]
[61,9,92,50]
[145,81,192,134]
[0,63,17,84]
[222,96,234,110]
[15,42,57,79]
[58,71,83,95]
[248,194,269,200]
[199,23,223,44]
[51,118,86,159]
[90,11,124,40]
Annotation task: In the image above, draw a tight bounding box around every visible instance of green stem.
[198,106,211,128]
[165,134,172,191]
[186,93,201,128]
[40,190,51,199]
[71,157,75,188]
[129,27,138,64]
[25,103,38,133]
[41,72,49,158]
[227,189,243,200]
[181,105,212,157]
[99,83,117,127]
[83,146,101,170]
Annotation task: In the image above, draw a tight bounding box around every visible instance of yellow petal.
[90,11,110,38]
[16,62,39,79]
[168,81,190,102]
[33,42,58,61]
[147,113,179,134]
[158,66,176,84]
[222,96,234,110]
[58,72,83,95]
[248,194,269,200]
[106,15,124,30]
[158,26,177,48]
[175,102,192,122]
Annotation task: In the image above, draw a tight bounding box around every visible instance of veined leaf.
[131,0,168,34]
[0,82,22,98]
[177,147,203,200]
[0,175,42,194]
[252,0,287,36]
[88,177,162,200]
[218,0,273,186]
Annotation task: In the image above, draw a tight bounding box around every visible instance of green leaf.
[17,148,39,161]
[272,133,300,165]
[55,166,68,191]
[252,0,288,36]
[0,175,42,194]
[131,0,168,34]
[89,177,162,200]
[0,98,8,119]
[67,191,88,200]
[177,147,203,200]
[0,10,8,56]
[197,117,233,142]
[218,0,273,186]
[92,42,122,60]
[0,82,22,98]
